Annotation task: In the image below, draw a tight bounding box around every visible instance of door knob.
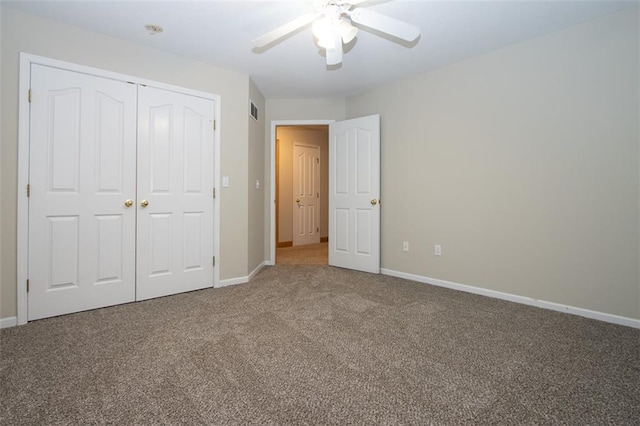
[124,199,133,208]
[140,200,149,208]
[296,198,301,203]
[370,199,378,206]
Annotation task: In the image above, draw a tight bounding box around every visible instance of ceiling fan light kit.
[312,17,336,48]
[326,31,343,65]
[338,19,358,44]
[312,15,358,52]
[253,0,420,67]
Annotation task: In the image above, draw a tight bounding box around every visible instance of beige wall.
[265,98,346,124]
[277,126,329,243]
[346,7,639,319]
[248,79,266,273]
[0,7,252,319]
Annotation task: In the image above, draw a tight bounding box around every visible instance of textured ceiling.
[2,0,634,98]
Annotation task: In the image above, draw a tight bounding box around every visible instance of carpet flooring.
[276,242,328,265]
[1,265,638,425]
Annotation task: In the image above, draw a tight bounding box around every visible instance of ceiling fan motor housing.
[313,1,357,48]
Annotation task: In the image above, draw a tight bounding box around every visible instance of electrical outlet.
[402,241,409,252]
[435,244,442,256]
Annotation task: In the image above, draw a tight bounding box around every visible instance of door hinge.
[213,187,216,198]
[213,120,216,130]
[26,279,30,293]
[28,89,32,103]
[317,227,319,233]
[316,158,319,164]
[212,256,216,267]
[27,184,31,197]
[317,192,319,198]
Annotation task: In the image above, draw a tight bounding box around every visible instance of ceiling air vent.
[250,100,258,122]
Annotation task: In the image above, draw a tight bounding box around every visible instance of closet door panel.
[28,65,137,320]
[136,86,215,300]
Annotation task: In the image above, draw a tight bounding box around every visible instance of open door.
[329,114,380,273]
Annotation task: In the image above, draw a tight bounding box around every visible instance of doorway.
[273,124,329,264]
[269,115,381,272]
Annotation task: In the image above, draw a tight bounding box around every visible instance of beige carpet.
[1,264,638,424]
[276,242,328,265]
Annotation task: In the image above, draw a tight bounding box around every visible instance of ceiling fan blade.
[252,13,321,48]
[326,32,343,66]
[350,8,420,42]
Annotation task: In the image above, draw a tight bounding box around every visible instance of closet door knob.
[124,199,133,208]
[140,200,149,208]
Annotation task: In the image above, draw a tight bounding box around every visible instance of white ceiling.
[2,0,635,98]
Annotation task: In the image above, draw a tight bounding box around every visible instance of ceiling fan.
[252,0,420,66]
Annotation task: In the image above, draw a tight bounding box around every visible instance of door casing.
[269,120,334,264]
[16,53,221,325]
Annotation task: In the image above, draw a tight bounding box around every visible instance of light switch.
[222,176,229,187]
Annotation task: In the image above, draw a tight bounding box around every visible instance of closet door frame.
[16,53,221,325]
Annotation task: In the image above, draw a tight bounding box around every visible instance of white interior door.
[136,86,215,300]
[28,65,137,320]
[329,114,380,273]
[293,144,321,246]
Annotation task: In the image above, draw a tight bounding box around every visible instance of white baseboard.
[381,269,640,329]
[0,317,18,329]
[216,261,270,289]
[2,263,271,326]
[248,261,268,280]
[217,276,248,288]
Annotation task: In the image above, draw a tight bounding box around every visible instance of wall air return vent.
[250,100,258,122]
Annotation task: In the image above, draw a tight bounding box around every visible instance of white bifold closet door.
[28,65,215,321]
[136,86,215,300]
[28,65,138,320]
